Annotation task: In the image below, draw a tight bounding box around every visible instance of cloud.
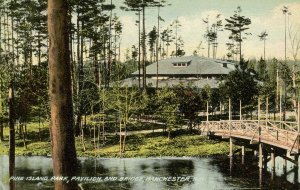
[249,2,300,60]
[119,15,139,58]
[118,2,300,61]
[174,10,225,56]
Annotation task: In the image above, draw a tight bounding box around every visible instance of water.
[0,155,299,190]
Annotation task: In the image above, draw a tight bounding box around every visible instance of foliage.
[256,57,267,80]
[278,61,293,112]
[173,84,202,128]
[201,84,211,103]
[210,88,221,112]
[155,87,179,138]
[148,26,157,62]
[259,58,277,112]
[13,64,48,122]
[219,59,258,113]
[160,28,173,58]
[0,56,9,122]
[103,84,148,128]
[203,14,223,58]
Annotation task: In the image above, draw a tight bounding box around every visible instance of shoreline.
[0,132,230,158]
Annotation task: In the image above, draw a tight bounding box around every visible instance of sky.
[114,0,300,61]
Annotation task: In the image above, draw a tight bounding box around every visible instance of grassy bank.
[0,123,229,157]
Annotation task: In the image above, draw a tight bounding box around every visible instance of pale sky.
[114,0,300,61]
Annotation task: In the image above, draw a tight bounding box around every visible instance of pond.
[0,155,299,189]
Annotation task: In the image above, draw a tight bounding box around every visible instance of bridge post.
[295,155,299,168]
[241,145,245,164]
[229,137,233,157]
[263,150,268,169]
[241,145,245,156]
[283,151,287,172]
[259,167,263,188]
[229,156,233,176]
[283,159,287,171]
[259,143,263,169]
[271,148,275,171]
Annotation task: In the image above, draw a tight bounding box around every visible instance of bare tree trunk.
[80,118,86,152]
[93,123,96,149]
[21,124,27,149]
[102,119,105,145]
[122,134,127,153]
[119,122,122,158]
[0,121,3,142]
[94,46,99,86]
[292,64,297,113]
[38,116,43,141]
[122,123,127,153]
[48,0,78,189]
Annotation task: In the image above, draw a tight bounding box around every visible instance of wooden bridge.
[200,119,300,170]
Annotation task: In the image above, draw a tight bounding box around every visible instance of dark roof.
[132,55,235,76]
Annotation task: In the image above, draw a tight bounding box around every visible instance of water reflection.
[209,155,300,189]
[0,155,299,189]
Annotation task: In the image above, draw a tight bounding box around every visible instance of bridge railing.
[200,120,300,153]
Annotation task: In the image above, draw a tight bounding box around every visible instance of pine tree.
[225,6,251,63]
[48,0,78,189]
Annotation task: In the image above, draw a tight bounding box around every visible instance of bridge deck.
[200,120,300,154]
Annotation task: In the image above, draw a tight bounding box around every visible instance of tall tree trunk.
[138,10,141,89]
[48,0,78,189]
[9,8,16,190]
[239,31,242,63]
[94,41,99,86]
[107,0,113,88]
[207,40,210,58]
[142,5,146,90]
[9,82,15,190]
[0,14,2,50]
[156,6,160,89]
[75,10,81,136]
